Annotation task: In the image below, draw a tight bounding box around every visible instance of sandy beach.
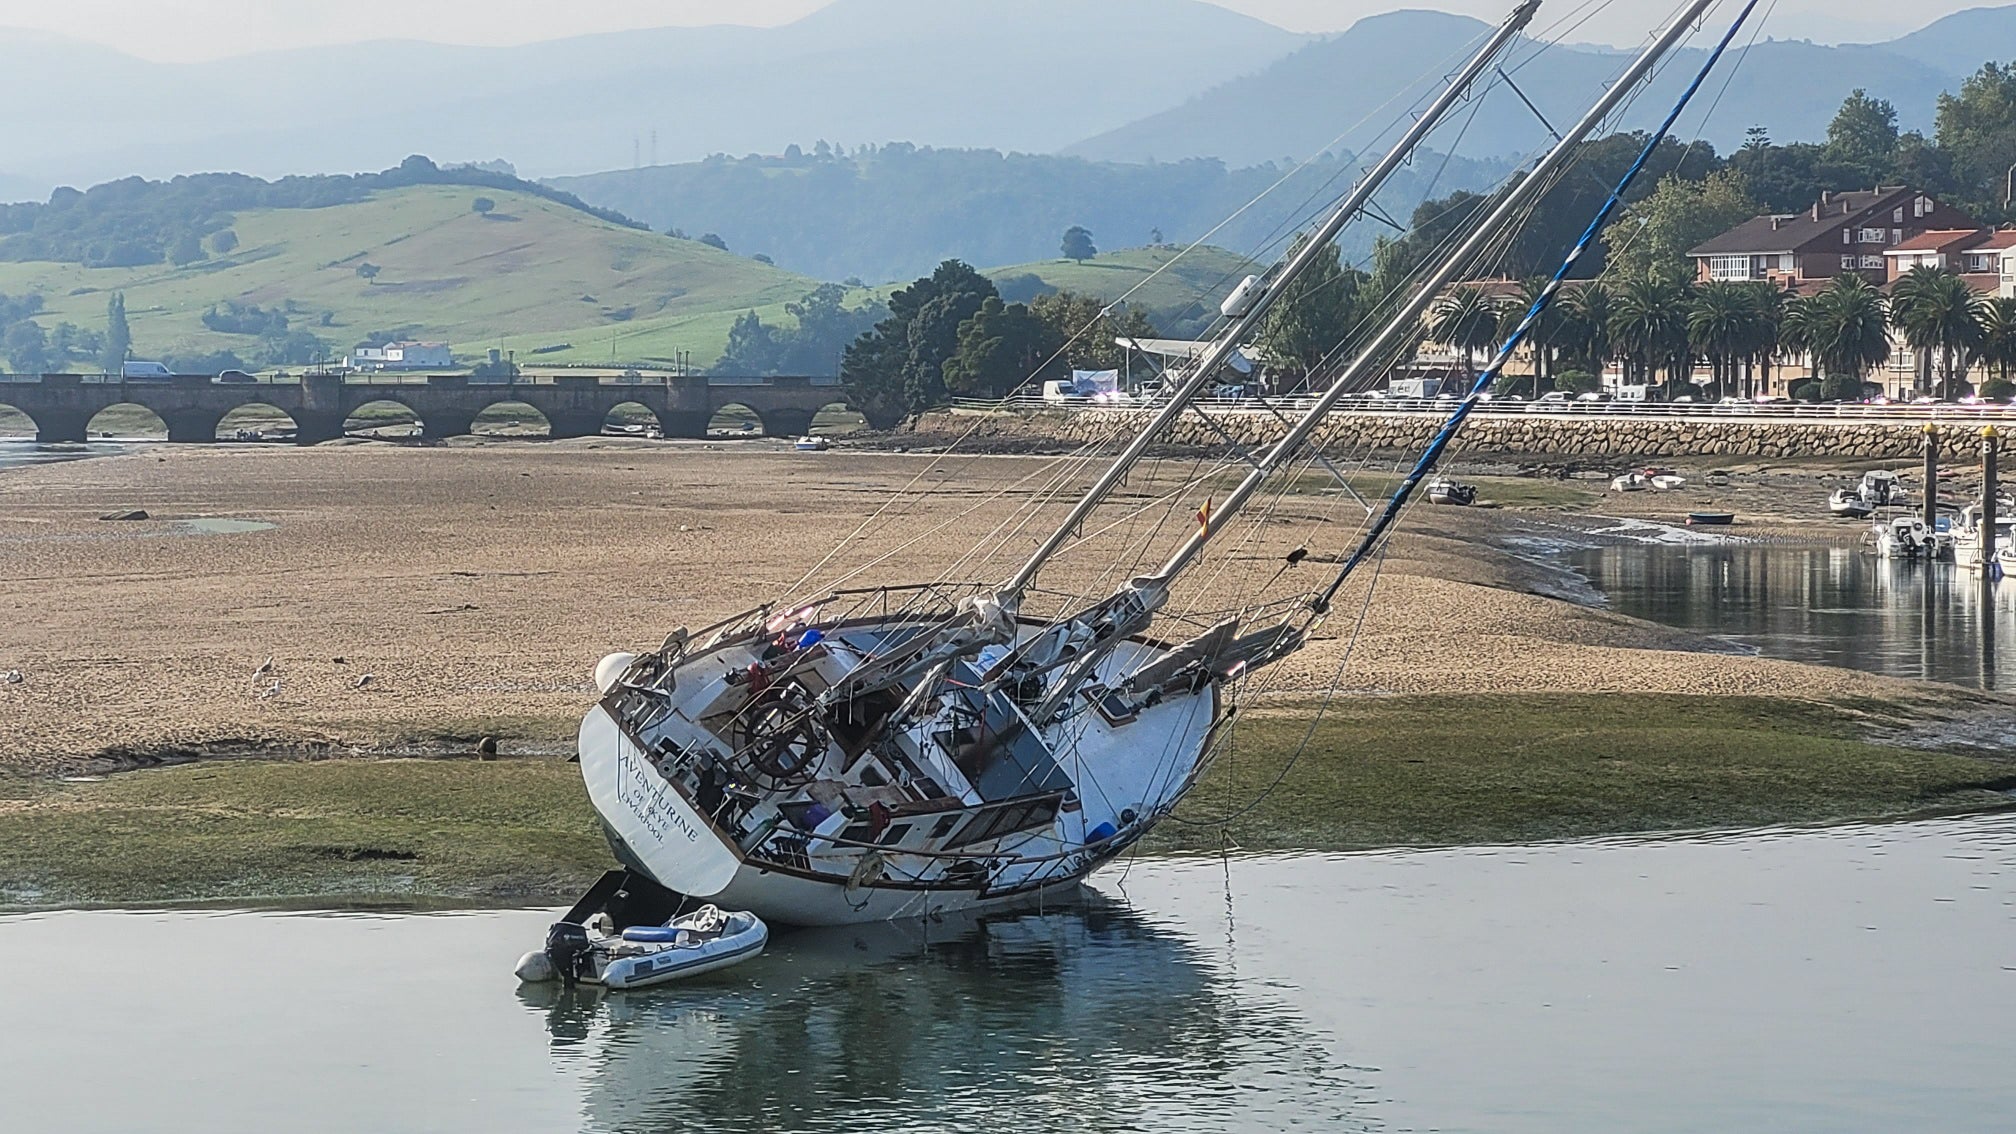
[0,438,1959,773]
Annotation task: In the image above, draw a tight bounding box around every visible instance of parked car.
[215,369,257,384]
[1524,391,1571,413]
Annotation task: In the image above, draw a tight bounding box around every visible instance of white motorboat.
[1858,470,1905,508]
[517,904,768,990]
[1427,478,1477,506]
[1649,473,1687,491]
[1871,514,1944,560]
[1949,504,2016,574]
[794,435,832,452]
[1610,472,1650,492]
[556,0,1743,927]
[1828,488,1875,518]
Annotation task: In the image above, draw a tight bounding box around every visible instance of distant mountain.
[550,144,1512,284]
[0,0,1303,195]
[1866,4,2016,69]
[1067,8,2009,166]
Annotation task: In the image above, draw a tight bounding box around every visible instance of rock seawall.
[912,409,1993,461]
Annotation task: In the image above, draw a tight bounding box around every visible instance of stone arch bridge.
[0,374,851,444]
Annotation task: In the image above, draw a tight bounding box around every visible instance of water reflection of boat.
[518,894,1350,1133]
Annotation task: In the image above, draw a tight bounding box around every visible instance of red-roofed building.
[1883,228,2016,295]
[1687,187,1979,295]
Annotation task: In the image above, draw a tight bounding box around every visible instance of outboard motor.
[544,921,595,986]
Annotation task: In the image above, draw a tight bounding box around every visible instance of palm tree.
[1976,297,2016,392]
[1742,282,1788,398]
[1559,281,1615,382]
[1498,277,1562,397]
[1803,274,1890,396]
[1687,281,1760,400]
[1426,288,1502,387]
[1889,266,1984,400]
[1610,274,1692,393]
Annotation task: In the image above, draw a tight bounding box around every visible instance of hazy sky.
[0,0,1974,62]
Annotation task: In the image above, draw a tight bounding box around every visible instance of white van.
[121,360,173,380]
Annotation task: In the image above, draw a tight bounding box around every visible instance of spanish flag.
[1196,497,1212,538]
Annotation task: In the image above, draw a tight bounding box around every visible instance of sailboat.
[564,0,1750,927]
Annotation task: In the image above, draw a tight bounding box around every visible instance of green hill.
[0,185,839,369]
[984,245,1260,337]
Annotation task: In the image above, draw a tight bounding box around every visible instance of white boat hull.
[577,621,1221,927]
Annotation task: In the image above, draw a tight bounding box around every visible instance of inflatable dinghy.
[516,904,768,990]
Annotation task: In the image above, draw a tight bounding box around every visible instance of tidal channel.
[1570,542,2016,691]
[3,814,2012,1132]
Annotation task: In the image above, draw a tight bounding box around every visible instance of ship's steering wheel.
[735,681,821,786]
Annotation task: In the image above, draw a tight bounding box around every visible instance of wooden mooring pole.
[1923,424,1939,531]
[1983,426,2000,579]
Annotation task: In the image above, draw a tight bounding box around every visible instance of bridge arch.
[810,400,864,436]
[216,402,298,442]
[603,401,663,437]
[86,403,169,440]
[0,400,38,439]
[471,400,552,438]
[709,402,770,438]
[343,399,424,439]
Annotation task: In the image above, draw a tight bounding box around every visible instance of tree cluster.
[840,260,1160,425]
[716,284,887,378]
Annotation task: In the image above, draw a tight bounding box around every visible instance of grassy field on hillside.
[984,245,1260,330]
[0,187,841,369]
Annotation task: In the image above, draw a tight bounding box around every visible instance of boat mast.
[1136,0,1718,596]
[992,0,1721,723]
[996,0,1542,606]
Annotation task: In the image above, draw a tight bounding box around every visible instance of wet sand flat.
[0,439,1944,773]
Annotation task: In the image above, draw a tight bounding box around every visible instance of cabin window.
[879,823,913,846]
[945,795,1063,849]
[930,814,961,839]
[840,822,877,845]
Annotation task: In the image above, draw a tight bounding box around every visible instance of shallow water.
[0,440,128,471]
[3,814,2012,1132]
[1571,542,2016,691]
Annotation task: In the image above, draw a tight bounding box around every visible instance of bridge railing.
[947,393,2016,425]
[0,372,844,388]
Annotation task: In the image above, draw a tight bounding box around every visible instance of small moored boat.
[1610,472,1649,492]
[1827,488,1874,518]
[517,902,768,990]
[795,435,832,452]
[1685,511,1735,526]
[1426,478,1477,506]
